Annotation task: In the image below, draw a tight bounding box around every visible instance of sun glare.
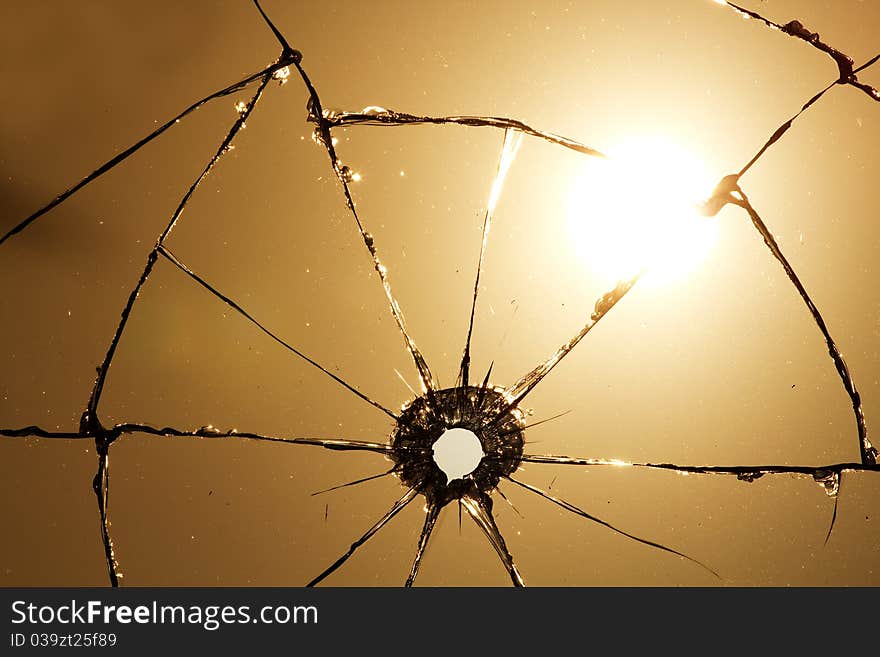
[567,136,718,287]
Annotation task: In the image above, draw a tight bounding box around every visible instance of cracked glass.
[1,0,878,586]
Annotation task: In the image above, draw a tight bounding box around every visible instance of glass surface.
[1,0,878,586]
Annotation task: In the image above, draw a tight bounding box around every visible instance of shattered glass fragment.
[361,105,391,117]
[813,470,840,498]
[272,65,290,84]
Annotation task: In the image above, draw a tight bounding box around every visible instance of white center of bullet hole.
[431,428,485,482]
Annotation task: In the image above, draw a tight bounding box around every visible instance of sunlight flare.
[567,136,718,287]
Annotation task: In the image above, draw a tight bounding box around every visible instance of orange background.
[1,0,878,585]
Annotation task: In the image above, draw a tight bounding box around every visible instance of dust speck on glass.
[1,0,878,586]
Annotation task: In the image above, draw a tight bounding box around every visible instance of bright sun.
[567,136,718,287]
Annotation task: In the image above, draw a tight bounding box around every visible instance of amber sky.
[1,1,878,586]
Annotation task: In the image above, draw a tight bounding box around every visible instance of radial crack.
[460,492,524,586]
[406,503,441,587]
[158,246,397,420]
[312,468,398,496]
[498,410,572,438]
[307,488,418,586]
[291,61,437,396]
[495,486,523,518]
[486,276,639,427]
[506,476,719,578]
[458,128,523,388]
[474,362,495,413]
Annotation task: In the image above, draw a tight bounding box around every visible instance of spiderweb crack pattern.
[1,0,878,586]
